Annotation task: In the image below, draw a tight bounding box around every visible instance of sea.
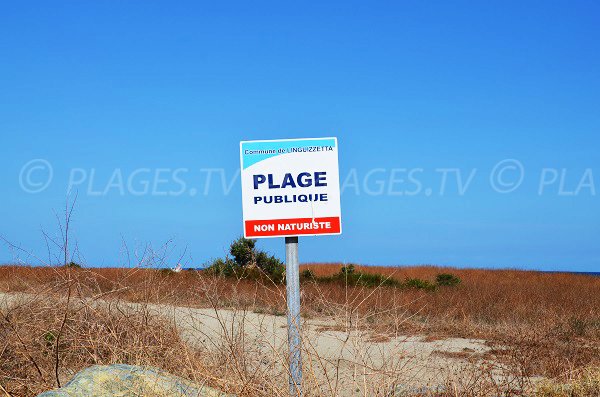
[545,271,600,277]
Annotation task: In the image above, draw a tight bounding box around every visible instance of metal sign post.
[285,236,302,396]
[239,137,342,396]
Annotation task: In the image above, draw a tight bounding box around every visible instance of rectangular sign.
[240,137,342,238]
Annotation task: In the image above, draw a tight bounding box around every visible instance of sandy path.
[0,293,501,395]
[114,301,499,395]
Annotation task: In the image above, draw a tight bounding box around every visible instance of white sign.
[240,137,342,238]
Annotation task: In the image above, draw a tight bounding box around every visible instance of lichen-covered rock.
[36,364,233,397]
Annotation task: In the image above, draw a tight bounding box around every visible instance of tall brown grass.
[0,264,598,396]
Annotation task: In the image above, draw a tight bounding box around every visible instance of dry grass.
[0,292,207,396]
[533,367,600,396]
[0,264,598,396]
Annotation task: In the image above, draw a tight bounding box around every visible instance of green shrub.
[304,266,440,291]
[255,251,285,283]
[43,330,56,346]
[207,237,285,283]
[300,269,315,280]
[230,237,256,267]
[435,273,461,287]
[206,258,236,277]
[334,265,401,288]
[340,264,355,276]
[403,277,435,290]
[354,272,399,288]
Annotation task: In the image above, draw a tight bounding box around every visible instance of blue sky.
[1,1,599,271]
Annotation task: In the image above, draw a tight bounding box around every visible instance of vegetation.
[0,264,598,396]
[436,273,461,286]
[307,264,447,290]
[158,267,176,276]
[2,200,595,396]
[207,237,285,283]
[203,242,458,291]
[534,367,600,396]
[299,269,315,280]
[0,288,203,397]
[333,264,403,288]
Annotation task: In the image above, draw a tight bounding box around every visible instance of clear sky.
[1,1,599,271]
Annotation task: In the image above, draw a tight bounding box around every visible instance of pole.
[285,236,302,396]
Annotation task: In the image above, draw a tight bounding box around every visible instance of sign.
[240,137,342,238]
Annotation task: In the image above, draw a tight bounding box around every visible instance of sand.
[0,292,507,395]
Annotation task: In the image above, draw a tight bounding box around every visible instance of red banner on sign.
[245,217,341,237]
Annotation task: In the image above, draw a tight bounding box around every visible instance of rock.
[36,364,233,397]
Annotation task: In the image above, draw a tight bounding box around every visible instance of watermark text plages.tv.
[18,159,596,197]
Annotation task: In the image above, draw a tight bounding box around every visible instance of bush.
[436,273,461,287]
[207,237,285,283]
[340,264,355,276]
[353,272,401,288]
[255,251,285,283]
[230,237,256,267]
[333,265,401,288]
[206,258,236,277]
[303,265,439,291]
[403,277,435,290]
[300,269,315,280]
